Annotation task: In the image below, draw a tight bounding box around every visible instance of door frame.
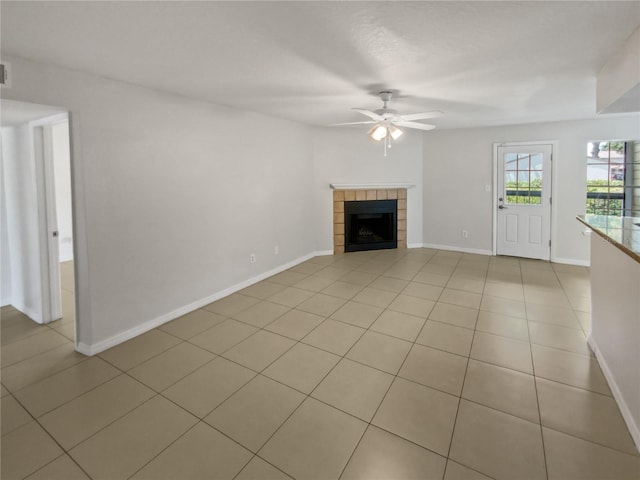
[492,141,558,260]
[30,112,69,323]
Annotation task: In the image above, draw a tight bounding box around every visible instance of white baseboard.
[551,256,590,267]
[72,246,589,357]
[416,245,590,266]
[587,334,640,453]
[421,243,493,256]
[8,302,43,324]
[1,296,12,307]
[76,252,318,356]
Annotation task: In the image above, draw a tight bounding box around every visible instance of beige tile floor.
[2,250,640,479]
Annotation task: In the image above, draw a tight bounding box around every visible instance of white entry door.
[496,144,552,260]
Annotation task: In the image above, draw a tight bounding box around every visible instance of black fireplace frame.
[344,200,398,252]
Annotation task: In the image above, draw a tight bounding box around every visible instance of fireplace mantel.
[330,183,415,190]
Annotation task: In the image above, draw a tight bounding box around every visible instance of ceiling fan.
[333,91,443,156]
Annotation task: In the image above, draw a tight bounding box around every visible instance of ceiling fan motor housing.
[379,91,393,102]
[376,109,398,119]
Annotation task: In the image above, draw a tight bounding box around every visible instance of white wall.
[312,128,424,252]
[597,26,640,113]
[422,115,640,263]
[6,53,637,353]
[51,121,73,262]
[0,125,45,320]
[589,233,640,450]
[3,55,315,353]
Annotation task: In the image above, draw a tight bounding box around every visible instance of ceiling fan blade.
[394,120,436,131]
[328,121,377,126]
[353,108,384,121]
[399,111,444,121]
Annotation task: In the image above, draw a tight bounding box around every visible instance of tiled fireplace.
[331,184,411,254]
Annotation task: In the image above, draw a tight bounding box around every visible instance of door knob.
[498,205,508,209]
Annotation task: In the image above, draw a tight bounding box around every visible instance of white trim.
[551,257,590,267]
[31,125,51,324]
[492,141,557,260]
[27,113,70,326]
[492,143,499,255]
[73,242,597,357]
[421,243,493,256]
[76,252,318,356]
[9,302,42,324]
[41,124,62,322]
[588,334,640,453]
[30,112,68,127]
[330,182,415,190]
[67,112,90,353]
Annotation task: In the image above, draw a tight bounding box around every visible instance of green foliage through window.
[586,141,626,216]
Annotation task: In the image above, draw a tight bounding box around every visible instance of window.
[586,141,640,217]
[504,152,543,205]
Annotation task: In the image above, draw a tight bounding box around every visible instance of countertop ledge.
[577,214,640,263]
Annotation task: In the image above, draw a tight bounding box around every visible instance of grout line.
[5,390,95,479]
[231,453,294,480]
[442,255,477,467]
[523,265,550,480]
[336,260,427,479]
[3,251,614,480]
[124,413,203,480]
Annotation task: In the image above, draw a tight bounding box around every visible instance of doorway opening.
[1,100,75,341]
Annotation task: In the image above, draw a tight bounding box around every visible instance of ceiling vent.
[0,62,12,88]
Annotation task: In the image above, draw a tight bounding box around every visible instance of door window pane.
[504,153,543,206]
[517,155,530,170]
[505,153,518,170]
[530,154,543,170]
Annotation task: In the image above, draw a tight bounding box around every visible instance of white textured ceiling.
[2,1,639,129]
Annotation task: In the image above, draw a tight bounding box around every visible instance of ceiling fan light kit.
[368,124,388,141]
[334,91,442,157]
[389,125,403,140]
[368,123,404,156]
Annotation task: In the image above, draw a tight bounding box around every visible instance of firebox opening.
[345,200,397,252]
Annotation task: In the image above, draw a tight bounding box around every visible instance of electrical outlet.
[274,245,279,255]
[249,253,256,264]
[462,230,469,238]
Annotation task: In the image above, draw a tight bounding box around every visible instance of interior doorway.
[1,100,75,339]
[493,143,554,261]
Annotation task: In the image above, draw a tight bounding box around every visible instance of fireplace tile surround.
[332,188,408,254]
